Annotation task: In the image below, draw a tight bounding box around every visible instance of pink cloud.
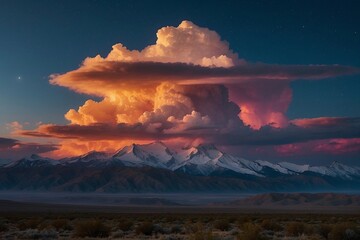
[291,117,358,128]
[16,21,360,159]
[49,21,359,131]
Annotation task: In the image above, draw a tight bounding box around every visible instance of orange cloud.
[6,121,23,132]
[42,139,150,159]
[65,89,154,125]
[49,21,358,130]
[19,21,360,157]
[95,20,241,67]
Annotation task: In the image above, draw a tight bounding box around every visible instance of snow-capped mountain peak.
[3,142,359,181]
[79,143,360,178]
[5,154,59,168]
[278,162,311,173]
[112,142,175,169]
[275,160,360,179]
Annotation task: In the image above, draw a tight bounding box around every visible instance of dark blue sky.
[0,0,359,134]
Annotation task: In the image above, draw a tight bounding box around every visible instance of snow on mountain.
[0,159,11,167]
[2,142,359,180]
[176,144,222,175]
[5,154,59,168]
[140,141,174,161]
[278,162,311,173]
[255,160,291,175]
[112,142,177,169]
[59,151,113,167]
[307,166,331,176]
[215,154,263,176]
[172,144,262,176]
[315,161,360,179]
[65,151,109,163]
[277,161,360,179]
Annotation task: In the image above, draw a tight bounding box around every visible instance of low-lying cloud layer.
[22,117,360,144]
[14,20,360,161]
[0,137,58,160]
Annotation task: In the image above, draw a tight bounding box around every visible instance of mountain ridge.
[3,141,360,179]
[0,142,359,192]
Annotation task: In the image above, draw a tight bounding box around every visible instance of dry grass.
[74,219,110,238]
[117,219,133,232]
[135,221,154,235]
[0,212,359,239]
[237,223,267,240]
[328,223,360,240]
[285,221,306,236]
[214,218,230,231]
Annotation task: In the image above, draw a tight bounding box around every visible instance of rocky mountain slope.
[0,142,359,192]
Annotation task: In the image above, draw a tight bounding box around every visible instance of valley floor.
[0,192,360,239]
[0,209,359,239]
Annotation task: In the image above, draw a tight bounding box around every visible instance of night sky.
[0,0,359,165]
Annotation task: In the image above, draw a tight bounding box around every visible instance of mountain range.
[0,142,359,192]
[225,193,360,207]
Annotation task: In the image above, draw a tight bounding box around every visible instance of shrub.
[170,224,182,234]
[228,216,237,223]
[328,223,360,240]
[214,219,230,231]
[153,223,166,234]
[136,221,154,235]
[285,222,306,236]
[304,224,316,236]
[17,218,42,230]
[260,219,282,232]
[303,236,324,240]
[185,221,203,233]
[191,230,215,240]
[37,221,52,231]
[74,219,110,238]
[19,229,58,239]
[52,219,72,231]
[316,224,332,239]
[237,217,251,226]
[112,230,125,238]
[118,219,133,232]
[0,219,8,232]
[238,223,266,240]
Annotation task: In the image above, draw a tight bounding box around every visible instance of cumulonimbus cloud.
[19,20,360,158]
[50,61,358,128]
[48,20,359,129]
